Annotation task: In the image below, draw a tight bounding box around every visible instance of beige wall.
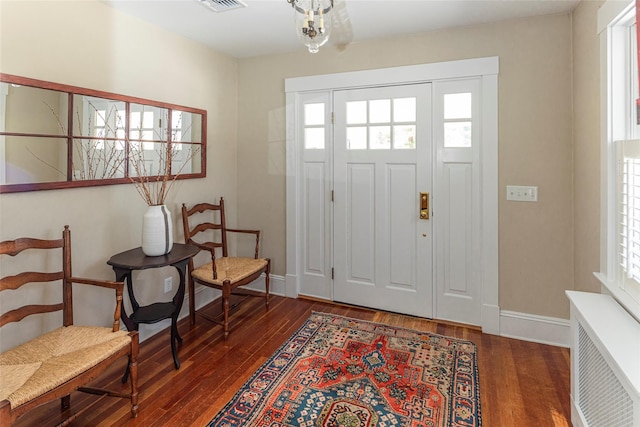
[237,13,576,319]
[0,0,605,351]
[572,0,603,294]
[0,0,238,351]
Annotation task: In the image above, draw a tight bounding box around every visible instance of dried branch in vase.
[128,113,200,206]
[44,101,127,181]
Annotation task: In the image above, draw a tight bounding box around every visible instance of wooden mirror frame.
[0,73,207,194]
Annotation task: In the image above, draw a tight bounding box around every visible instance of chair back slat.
[0,236,64,256]
[0,271,64,291]
[186,202,222,216]
[182,198,229,258]
[0,226,73,326]
[191,222,223,236]
[0,303,64,327]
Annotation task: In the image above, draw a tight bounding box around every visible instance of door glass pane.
[305,128,325,149]
[305,103,325,126]
[393,125,416,149]
[370,126,391,149]
[347,101,367,124]
[393,98,416,122]
[369,99,390,123]
[444,121,472,147]
[347,127,367,149]
[444,93,472,119]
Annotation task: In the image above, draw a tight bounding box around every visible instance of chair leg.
[0,400,10,426]
[129,333,139,418]
[223,282,231,340]
[189,277,196,325]
[61,394,70,411]
[265,260,271,310]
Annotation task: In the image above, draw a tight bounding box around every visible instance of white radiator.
[567,291,640,427]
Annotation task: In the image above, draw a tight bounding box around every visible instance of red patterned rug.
[208,312,481,427]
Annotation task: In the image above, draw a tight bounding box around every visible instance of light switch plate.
[506,185,538,202]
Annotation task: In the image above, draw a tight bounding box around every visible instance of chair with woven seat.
[0,225,139,426]
[181,197,270,339]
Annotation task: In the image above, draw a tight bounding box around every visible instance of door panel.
[297,92,333,300]
[434,78,482,325]
[334,84,432,318]
[346,163,375,283]
[388,164,417,289]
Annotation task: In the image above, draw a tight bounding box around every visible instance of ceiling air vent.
[198,0,247,13]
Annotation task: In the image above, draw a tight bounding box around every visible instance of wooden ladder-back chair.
[0,226,139,426]
[181,197,270,339]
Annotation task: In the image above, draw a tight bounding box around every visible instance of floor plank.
[14,295,571,426]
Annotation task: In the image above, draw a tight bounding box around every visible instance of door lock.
[420,192,429,220]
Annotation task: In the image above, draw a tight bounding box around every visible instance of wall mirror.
[0,73,206,193]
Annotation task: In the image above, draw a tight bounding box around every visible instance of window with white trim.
[601,0,640,314]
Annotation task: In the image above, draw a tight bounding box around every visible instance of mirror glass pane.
[71,138,126,180]
[4,136,68,184]
[130,104,169,142]
[72,95,127,138]
[172,142,202,174]
[172,111,202,143]
[3,84,68,135]
[128,141,167,177]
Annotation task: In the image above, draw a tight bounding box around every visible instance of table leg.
[170,323,180,369]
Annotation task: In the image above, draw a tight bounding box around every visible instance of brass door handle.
[420,192,429,220]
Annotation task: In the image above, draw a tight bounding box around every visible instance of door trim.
[285,57,500,334]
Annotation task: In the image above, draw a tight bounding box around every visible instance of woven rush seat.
[0,326,131,409]
[182,197,271,339]
[191,257,268,285]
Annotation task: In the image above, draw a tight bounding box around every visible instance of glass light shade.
[291,0,332,53]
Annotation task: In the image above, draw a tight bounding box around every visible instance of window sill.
[595,272,640,324]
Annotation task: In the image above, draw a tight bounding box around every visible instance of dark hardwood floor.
[15,295,572,426]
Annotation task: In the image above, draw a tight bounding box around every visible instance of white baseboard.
[242,273,286,296]
[499,310,570,348]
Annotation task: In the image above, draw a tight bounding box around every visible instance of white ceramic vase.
[141,204,173,256]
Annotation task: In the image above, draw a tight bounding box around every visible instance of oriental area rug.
[208,312,481,427]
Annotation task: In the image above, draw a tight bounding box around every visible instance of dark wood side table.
[107,243,199,370]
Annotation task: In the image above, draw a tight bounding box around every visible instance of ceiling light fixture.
[286,0,333,53]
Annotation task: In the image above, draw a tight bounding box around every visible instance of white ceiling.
[102,0,581,58]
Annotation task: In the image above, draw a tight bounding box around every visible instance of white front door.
[333,84,433,318]
[286,58,499,332]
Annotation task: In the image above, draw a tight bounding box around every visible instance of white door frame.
[285,57,500,334]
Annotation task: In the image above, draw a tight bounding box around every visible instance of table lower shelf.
[130,302,176,325]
